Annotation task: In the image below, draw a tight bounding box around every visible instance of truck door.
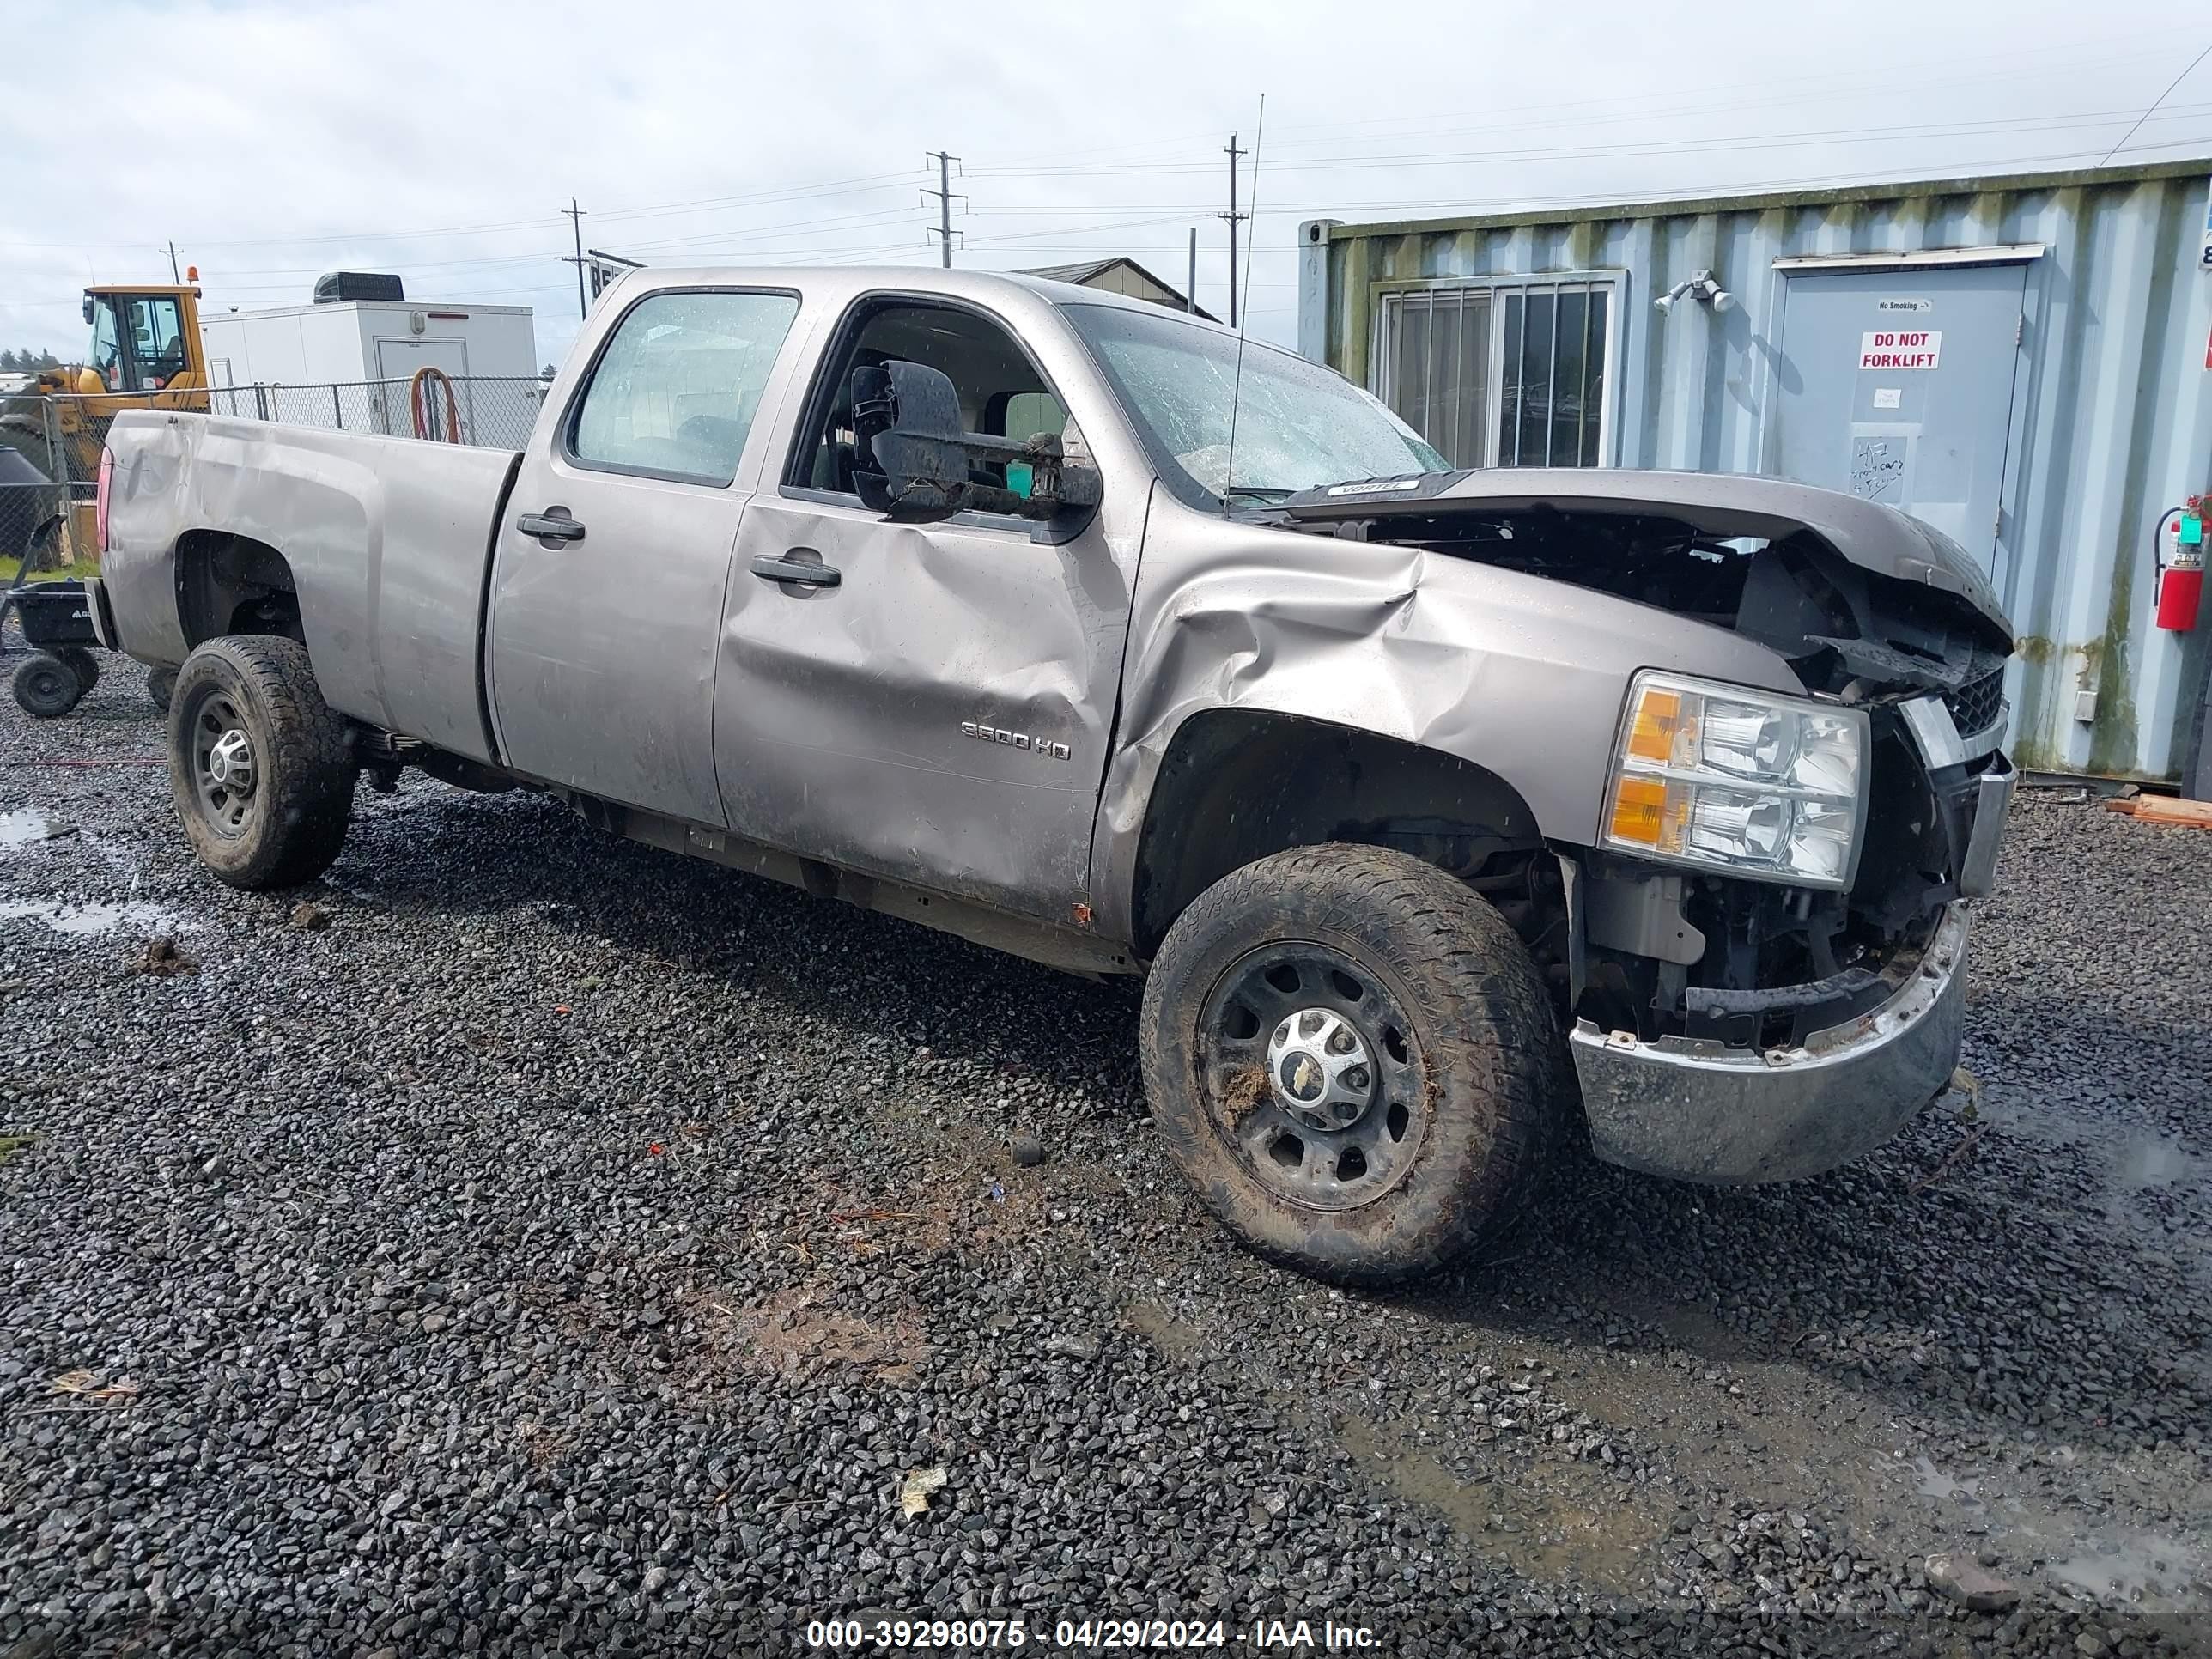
[719,295,1135,917]
[485,287,803,825]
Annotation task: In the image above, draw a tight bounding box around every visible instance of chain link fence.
[0,395,70,572]
[201,375,550,451]
[0,376,550,572]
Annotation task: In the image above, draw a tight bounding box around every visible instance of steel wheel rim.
[1196,941,1431,1212]
[187,690,258,838]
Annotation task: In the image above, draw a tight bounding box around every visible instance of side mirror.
[851,361,1102,536]
[82,295,95,326]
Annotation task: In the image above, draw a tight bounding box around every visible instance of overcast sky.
[4,0,2209,370]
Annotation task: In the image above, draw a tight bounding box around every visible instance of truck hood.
[1280,466,2011,644]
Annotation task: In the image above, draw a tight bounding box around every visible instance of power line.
[1257,32,2195,146]
[2100,40,2212,164]
[971,104,2212,178]
[9,84,2212,325]
[0,172,926,252]
[4,34,2201,261]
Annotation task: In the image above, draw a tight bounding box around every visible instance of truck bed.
[101,411,520,763]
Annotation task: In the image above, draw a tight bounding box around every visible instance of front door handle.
[750,551,841,588]
[517,507,586,545]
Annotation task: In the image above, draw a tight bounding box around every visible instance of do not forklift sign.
[1859,329,1942,370]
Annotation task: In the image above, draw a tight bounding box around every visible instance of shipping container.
[1297,157,2212,785]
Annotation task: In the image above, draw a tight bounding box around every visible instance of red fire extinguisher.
[2156,498,2204,631]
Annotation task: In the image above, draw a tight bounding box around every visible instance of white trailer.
[201,299,538,389]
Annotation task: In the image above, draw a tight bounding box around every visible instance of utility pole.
[1187,227,1197,314]
[923,151,964,267]
[1219,133,1248,329]
[163,241,181,283]
[562,199,588,319]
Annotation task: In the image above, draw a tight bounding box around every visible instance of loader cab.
[81,284,206,394]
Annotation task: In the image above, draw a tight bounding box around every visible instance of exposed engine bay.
[1272,472,2016,1052]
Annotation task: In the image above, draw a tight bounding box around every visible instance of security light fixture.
[1655,270,1734,313]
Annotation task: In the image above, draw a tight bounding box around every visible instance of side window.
[789,302,1074,506]
[129,296,187,388]
[571,290,799,485]
[89,300,123,392]
[1375,277,1616,468]
[999,390,1066,441]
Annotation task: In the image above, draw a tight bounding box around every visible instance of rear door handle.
[517,507,586,544]
[750,551,841,587]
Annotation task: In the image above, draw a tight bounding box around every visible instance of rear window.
[570,290,799,484]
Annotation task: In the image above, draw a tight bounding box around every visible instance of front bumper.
[1568,900,1972,1183]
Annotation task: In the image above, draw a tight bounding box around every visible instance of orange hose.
[408,366,462,443]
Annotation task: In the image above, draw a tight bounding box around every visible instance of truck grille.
[1942,666,2005,738]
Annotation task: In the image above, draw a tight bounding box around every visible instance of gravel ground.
[2,650,2208,1658]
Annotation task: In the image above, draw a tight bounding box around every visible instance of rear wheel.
[1140,844,1559,1285]
[167,636,357,889]
[56,647,100,696]
[11,652,82,719]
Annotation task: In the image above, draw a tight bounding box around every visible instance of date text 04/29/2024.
[803,1616,1382,1649]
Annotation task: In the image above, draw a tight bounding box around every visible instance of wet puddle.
[2046,1534,2209,1612]
[0,899,185,937]
[0,808,72,849]
[2112,1135,2191,1191]
[1338,1416,1668,1593]
[1912,1455,1982,1506]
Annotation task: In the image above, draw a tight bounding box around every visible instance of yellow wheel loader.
[11,280,212,568]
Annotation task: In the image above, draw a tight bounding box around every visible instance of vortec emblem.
[961,721,1070,761]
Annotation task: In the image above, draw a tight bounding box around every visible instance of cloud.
[3,0,2207,368]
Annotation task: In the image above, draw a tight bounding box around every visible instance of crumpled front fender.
[1087,496,1805,946]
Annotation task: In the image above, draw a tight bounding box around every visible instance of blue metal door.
[1771,262,2028,576]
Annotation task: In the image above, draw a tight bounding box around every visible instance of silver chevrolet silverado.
[88,267,2015,1283]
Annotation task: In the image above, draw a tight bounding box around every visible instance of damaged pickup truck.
[88,267,2014,1282]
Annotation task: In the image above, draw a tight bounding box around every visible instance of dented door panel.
[716,491,1137,915]
[485,459,744,827]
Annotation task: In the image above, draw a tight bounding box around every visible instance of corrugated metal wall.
[1298,161,2212,782]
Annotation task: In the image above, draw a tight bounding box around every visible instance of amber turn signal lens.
[1626,688,1683,763]
[1609,775,1668,845]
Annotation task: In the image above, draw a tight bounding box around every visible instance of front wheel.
[168,636,358,890]
[1140,844,1560,1285]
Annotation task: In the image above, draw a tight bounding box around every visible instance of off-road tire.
[11,652,83,719]
[145,665,177,714]
[56,647,100,696]
[1141,843,1559,1285]
[168,636,356,890]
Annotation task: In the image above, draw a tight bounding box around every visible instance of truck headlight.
[1601,672,1868,890]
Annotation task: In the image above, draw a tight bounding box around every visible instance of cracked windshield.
[1068,301,1445,503]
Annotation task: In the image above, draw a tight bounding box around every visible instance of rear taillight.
[95,447,113,555]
